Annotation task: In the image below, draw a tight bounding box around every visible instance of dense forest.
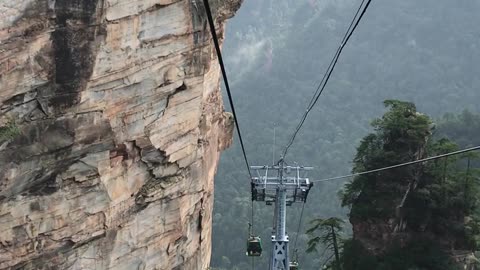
[211,0,480,269]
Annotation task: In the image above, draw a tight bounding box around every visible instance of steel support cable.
[203,0,253,179]
[202,2,256,269]
[282,0,369,159]
[292,202,306,260]
[297,0,366,131]
[305,0,366,111]
[281,0,373,160]
[312,145,480,183]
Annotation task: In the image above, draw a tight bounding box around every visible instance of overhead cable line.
[313,145,480,183]
[202,4,256,269]
[203,0,252,179]
[292,202,306,259]
[305,0,366,111]
[281,0,373,160]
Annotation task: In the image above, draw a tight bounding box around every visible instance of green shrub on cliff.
[0,120,20,143]
[341,239,460,270]
[334,101,480,269]
[340,100,432,219]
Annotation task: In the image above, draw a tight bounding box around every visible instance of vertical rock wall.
[0,0,240,269]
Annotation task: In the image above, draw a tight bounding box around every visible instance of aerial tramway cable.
[271,0,374,267]
[281,0,373,160]
[312,145,480,183]
[292,202,306,260]
[202,1,256,269]
[203,0,252,179]
[305,0,366,110]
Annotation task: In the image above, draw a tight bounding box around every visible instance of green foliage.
[0,121,20,143]
[340,239,378,270]
[306,217,344,253]
[338,175,366,208]
[437,110,480,148]
[340,100,432,219]
[339,101,480,227]
[307,217,345,269]
[383,241,460,270]
[340,239,461,270]
[334,106,480,269]
[465,214,480,250]
[404,134,480,247]
[372,100,431,152]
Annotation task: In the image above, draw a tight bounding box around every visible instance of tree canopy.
[333,101,480,269]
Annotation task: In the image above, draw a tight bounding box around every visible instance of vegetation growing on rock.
[308,101,480,269]
[0,121,20,143]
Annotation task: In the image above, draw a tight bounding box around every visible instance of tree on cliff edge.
[335,100,480,270]
[340,100,432,219]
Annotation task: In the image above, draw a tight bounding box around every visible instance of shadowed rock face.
[0,0,239,269]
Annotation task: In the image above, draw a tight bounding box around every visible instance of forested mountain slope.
[212,0,480,269]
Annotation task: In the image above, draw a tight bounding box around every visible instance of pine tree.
[306,217,344,270]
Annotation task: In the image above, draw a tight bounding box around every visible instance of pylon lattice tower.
[250,161,313,270]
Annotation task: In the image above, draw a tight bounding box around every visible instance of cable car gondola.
[246,223,262,257]
[246,236,262,257]
[289,261,299,270]
[290,249,300,270]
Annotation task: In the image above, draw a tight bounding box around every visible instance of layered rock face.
[0,0,239,269]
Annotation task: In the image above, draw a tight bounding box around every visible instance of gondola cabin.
[246,236,262,257]
[290,261,299,270]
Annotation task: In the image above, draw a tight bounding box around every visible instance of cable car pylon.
[250,159,313,270]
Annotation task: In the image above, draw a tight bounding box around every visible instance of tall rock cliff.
[0,0,240,269]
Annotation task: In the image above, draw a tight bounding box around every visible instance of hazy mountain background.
[211,0,480,269]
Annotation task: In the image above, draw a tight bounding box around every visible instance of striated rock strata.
[0,0,240,269]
